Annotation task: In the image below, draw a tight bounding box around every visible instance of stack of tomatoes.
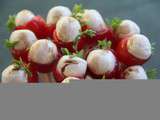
[1,4,154,83]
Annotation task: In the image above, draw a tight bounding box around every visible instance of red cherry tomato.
[52,65,65,83]
[86,49,119,79]
[11,48,29,63]
[29,52,61,73]
[25,16,48,39]
[47,24,56,39]
[27,65,38,83]
[53,31,75,52]
[77,28,114,51]
[29,61,54,73]
[116,38,150,66]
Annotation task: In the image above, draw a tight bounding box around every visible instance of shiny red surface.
[11,48,29,63]
[15,16,48,39]
[53,31,75,52]
[116,38,149,66]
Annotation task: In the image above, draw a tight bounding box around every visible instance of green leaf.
[147,68,158,79]
[12,60,21,70]
[72,4,92,27]
[4,39,18,49]
[73,29,96,51]
[12,58,32,77]
[74,50,84,58]
[61,48,71,55]
[107,17,122,30]
[73,13,83,21]
[83,29,96,38]
[21,66,32,77]
[98,40,112,49]
[76,29,96,40]
[6,15,16,31]
[75,34,82,42]
[74,14,92,27]
[72,4,84,16]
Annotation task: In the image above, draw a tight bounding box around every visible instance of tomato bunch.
[1,4,155,83]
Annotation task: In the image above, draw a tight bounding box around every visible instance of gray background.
[0,80,160,120]
[0,0,160,78]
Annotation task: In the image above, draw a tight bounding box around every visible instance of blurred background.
[0,0,159,78]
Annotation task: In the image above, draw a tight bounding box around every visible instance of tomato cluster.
[2,4,153,83]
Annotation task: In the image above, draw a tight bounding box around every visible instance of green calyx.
[75,29,96,41]
[73,29,96,50]
[61,48,84,59]
[73,50,84,58]
[61,48,72,55]
[106,17,122,30]
[72,4,84,16]
[4,39,18,49]
[6,15,16,32]
[12,58,32,77]
[98,40,112,49]
[72,4,92,27]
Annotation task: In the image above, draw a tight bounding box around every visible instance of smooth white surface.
[62,77,80,83]
[82,9,107,32]
[56,17,81,42]
[87,49,116,75]
[15,9,35,26]
[116,20,140,39]
[57,55,87,78]
[10,30,37,50]
[47,6,72,25]
[29,39,58,64]
[1,64,28,83]
[85,75,93,80]
[124,65,148,80]
[127,34,152,60]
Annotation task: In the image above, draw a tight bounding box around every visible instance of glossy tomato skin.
[29,52,61,73]
[114,62,128,79]
[112,50,129,79]
[77,28,114,51]
[29,61,54,73]
[52,65,65,83]
[82,25,114,40]
[81,25,91,31]
[47,25,56,39]
[15,16,48,39]
[15,25,27,30]
[25,16,48,39]
[28,74,38,83]
[77,35,96,51]
[94,28,114,42]
[110,33,122,50]
[53,31,75,52]
[11,48,29,63]
[116,38,149,66]
[27,65,39,83]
